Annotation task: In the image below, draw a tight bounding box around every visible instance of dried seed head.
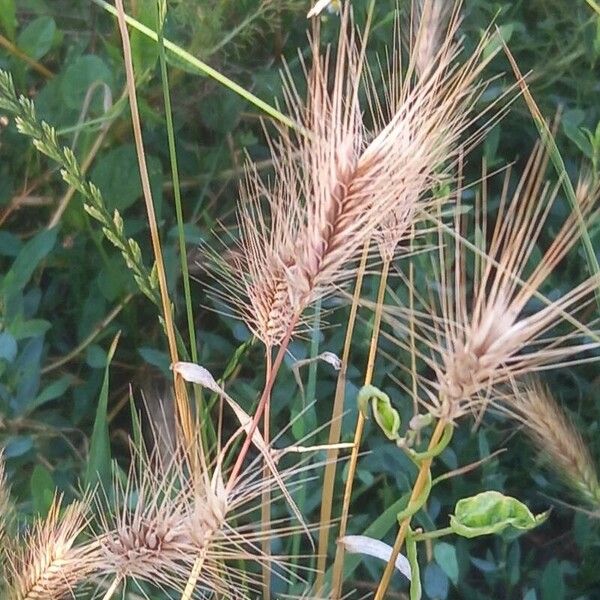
[412,0,453,79]
[4,496,99,600]
[204,3,494,346]
[97,430,313,598]
[384,144,600,421]
[503,381,600,510]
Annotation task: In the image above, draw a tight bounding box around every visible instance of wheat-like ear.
[503,380,600,510]
[3,494,99,600]
[384,145,600,421]
[203,2,496,346]
[97,426,315,598]
[412,0,453,79]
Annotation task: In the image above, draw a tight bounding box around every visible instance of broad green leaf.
[0,332,17,362]
[84,332,120,490]
[9,318,51,340]
[60,55,113,111]
[450,491,549,539]
[30,464,54,516]
[0,0,16,40]
[131,0,159,74]
[91,144,163,212]
[138,346,170,373]
[434,542,459,586]
[4,435,33,458]
[424,563,449,600]
[17,16,56,60]
[27,375,71,413]
[541,559,566,600]
[2,228,57,294]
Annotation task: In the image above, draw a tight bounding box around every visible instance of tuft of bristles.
[202,2,497,347]
[384,143,600,422]
[411,0,452,79]
[96,433,314,598]
[504,380,600,510]
[3,495,99,600]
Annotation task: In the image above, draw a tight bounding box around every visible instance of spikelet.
[384,144,600,421]
[503,380,600,510]
[3,495,99,600]
[373,2,495,261]
[203,2,495,346]
[412,0,452,79]
[97,434,312,598]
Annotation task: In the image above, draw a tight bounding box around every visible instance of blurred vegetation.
[0,1,599,598]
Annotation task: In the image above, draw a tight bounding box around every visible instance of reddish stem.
[227,314,299,490]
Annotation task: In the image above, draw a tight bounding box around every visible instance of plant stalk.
[331,257,391,599]
[374,417,448,600]
[114,0,194,447]
[261,348,274,599]
[315,240,370,591]
[181,541,209,600]
[101,576,121,600]
[226,313,299,491]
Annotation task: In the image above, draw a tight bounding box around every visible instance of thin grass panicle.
[504,380,600,510]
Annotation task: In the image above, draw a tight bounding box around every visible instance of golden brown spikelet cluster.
[384,143,600,421]
[95,438,313,598]
[3,496,99,600]
[503,381,600,510]
[203,2,496,347]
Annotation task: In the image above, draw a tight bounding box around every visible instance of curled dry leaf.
[339,534,411,580]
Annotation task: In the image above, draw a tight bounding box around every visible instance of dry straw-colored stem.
[0,33,54,79]
[100,576,121,600]
[315,240,370,591]
[374,418,447,600]
[180,544,209,600]
[331,257,391,598]
[114,0,194,447]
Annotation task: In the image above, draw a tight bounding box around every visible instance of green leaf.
[4,435,33,458]
[9,318,51,340]
[434,542,459,586]
[424,563,449,600]
[27,375,71,413]
[0,0,16,40]
[91,145,162,212]
[138,346,170,373]
[17,16,56,60]
[60,55,114,111]
[30,464,54,516]
[131,0,159,74]
[541,559,566,600]
[2,228,57,294]
[84,332,120,490]
[450,491,549,539]
[0,331,17,362]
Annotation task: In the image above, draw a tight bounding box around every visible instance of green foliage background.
[1,1,599,598]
